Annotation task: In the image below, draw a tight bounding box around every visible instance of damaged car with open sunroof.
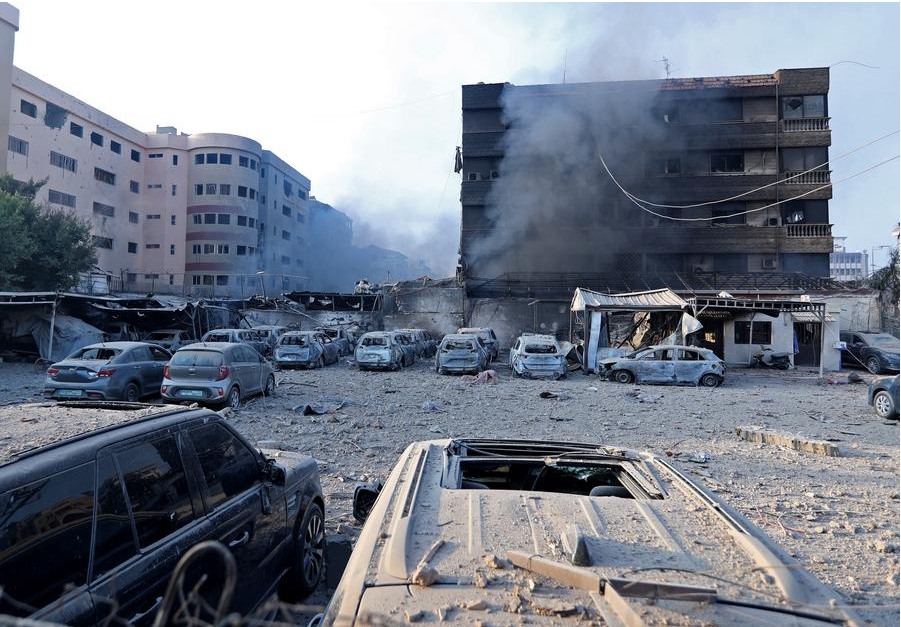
[318,438,863,627]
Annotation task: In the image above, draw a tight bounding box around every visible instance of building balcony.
[782,170,831,185]
[617,224,834,255]
[781,117,830,132]
[786,223,832,238]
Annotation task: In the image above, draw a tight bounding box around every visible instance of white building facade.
[0,5,311,296]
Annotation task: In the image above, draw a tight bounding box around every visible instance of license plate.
[178,389,204,398]
[58,389,84,398]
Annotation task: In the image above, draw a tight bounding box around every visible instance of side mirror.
[352,479,383,523]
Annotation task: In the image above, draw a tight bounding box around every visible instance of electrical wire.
[597,129,899,210]
[611,155,899,222]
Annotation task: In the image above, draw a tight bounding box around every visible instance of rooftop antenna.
[562,49,568,84]
[657,56,672,78]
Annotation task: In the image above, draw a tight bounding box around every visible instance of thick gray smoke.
[467,81,672,279]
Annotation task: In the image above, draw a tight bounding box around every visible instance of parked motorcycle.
[752,347,792,370]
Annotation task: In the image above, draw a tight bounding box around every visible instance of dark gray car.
[43,341,171,402]
[161,342,275,409]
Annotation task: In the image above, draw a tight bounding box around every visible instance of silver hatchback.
[161,342,276,409]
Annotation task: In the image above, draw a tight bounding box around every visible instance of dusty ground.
[2,358,899,626]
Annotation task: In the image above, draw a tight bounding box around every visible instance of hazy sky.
[8,2,900,275]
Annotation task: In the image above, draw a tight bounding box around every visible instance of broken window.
[710,152,743,173]
[94,167,116,185]
[781,147,828,172]
[781,94,825,119]
[457,460,636,498]
[734,321,772,345]
[43,102,67,129]
[645,156,681,176]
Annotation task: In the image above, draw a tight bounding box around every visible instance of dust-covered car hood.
[324,438,862,627]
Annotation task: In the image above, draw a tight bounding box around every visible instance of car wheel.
[262,374,275,397]
[866,356,882,374]
[226,386,241,409]
[874,390,898,419]
[123,382,140,402]
[613,370,634,384]
[278,503,325,602]
[699,373,721,388]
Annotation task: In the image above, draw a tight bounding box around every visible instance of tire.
[225,386,241,410]
[262,374,275,397]
[699,373,721,388]
[122,382,140,402]
[866,356,882,374]
[278,503,325,602]
[873,390,897,419]
[613,370,634,384]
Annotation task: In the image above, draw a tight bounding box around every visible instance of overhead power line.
[607,155,899,223]
[596,129,899,210]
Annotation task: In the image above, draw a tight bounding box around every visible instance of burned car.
[840,331,900,374]
[0,402,323,626]
[509,333,567,379]
[457,326,499,362]
[274,331,340,369]
[315,327,354,357]
[598,344,724,387]
[435,333,489,375]
[143,328,195,352]
[321,438,862,627]
[354,331,406,371]
[398,328,438,359]
[201,328,270,357]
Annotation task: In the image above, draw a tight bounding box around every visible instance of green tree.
[0,176,96,291]
[869,247,900,310]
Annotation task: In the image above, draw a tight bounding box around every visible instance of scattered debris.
[735,426,840,457]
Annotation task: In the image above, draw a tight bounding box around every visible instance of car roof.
[335,437,859,625]
[0,403,219,470]
[175,342,234,351]
[77,341,157,350]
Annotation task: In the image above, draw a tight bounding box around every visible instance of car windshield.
[72,347,121,360]
[170,351,222,367]
[445,340,476,350]
[524,343,556,354]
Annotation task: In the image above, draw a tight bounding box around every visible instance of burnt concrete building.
[459,68,835,350]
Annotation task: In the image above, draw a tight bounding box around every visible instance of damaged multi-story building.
[459,68,848,368]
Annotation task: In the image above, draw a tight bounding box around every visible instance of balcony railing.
[783,170,831,185]
[786,223,832,238]
[781,117,830,132]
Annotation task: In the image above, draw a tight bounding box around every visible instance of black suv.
[0,402,324,626]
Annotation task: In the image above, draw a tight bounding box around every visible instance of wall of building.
[722,311,840,371]
[384,283,464,340]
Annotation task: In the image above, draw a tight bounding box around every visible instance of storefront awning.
[791,311,836,322]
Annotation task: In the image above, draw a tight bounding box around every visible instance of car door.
[0,462,97,627]
[128,346,156,396]
[183,421,287,615]
[637,349,675,383]
[146,345,172,393]
[90,432,208,627]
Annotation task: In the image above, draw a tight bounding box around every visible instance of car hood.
[329,439,861,627]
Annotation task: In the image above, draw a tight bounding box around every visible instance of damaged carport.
[684,295,832,377]
[570,288,691,373]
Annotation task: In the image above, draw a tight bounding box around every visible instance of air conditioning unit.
[762,258,777,270]
[768,218,779,226]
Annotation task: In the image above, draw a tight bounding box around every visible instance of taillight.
[216,365,229,381]
[46,368,59,377]
[97,369,116,378]
[163,365,170,379]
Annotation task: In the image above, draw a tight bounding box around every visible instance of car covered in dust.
[457,326,499,362]
[315,327,354,357]
[320,438,863,627]
[398,328,438,359]
[598,345,725,387]
[354,331,406,371]
[435,333,489,375]
[273,331,340,369]
[867,374,899,419]
[509,333,567,379]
